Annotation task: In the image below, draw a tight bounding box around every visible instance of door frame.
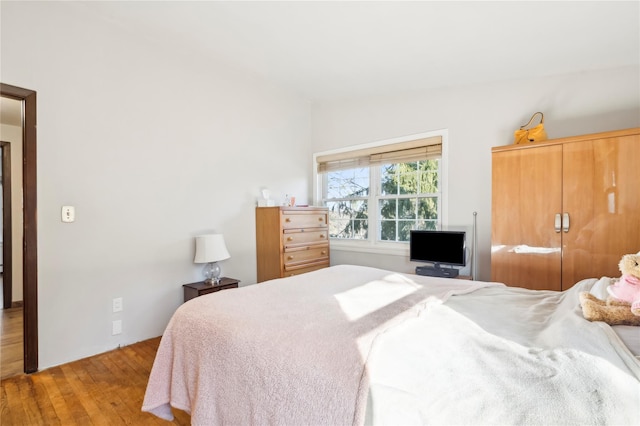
[0,83,38,373]
[1,141,13,309]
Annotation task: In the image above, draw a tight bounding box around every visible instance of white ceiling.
[75,1,639,102]
[1,1,639,125]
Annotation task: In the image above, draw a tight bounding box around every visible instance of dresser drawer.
[281,211,328,229]
[284,245,329,266]
[183,278,240,303]
[283,260,330,277]
[283,229,328,248]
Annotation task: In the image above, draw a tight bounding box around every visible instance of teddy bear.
[607,252,640,315]
[580,252,640,326]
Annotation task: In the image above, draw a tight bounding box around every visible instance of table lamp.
[194,234,230,285]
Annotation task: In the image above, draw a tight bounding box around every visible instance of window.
[325,167,370,239]
[315,132,446,250]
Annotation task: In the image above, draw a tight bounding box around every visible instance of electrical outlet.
[112,297,123,313]
[112,320,122,335]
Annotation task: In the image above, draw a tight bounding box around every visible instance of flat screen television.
[410,230,466,277]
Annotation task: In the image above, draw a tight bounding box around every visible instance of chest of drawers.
[255,206,330,282]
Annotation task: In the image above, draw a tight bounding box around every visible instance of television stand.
[415,264,459,278]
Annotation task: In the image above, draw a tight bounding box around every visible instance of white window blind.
[316,136,442,173]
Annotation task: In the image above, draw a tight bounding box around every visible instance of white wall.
[1,2,312,368]
[2,1,639,370]
[0,123,24,302]
[311,66,640,280]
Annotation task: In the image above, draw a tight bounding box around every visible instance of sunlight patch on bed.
[334,273,418,321]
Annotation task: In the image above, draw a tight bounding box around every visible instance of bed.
[142,265,640,425]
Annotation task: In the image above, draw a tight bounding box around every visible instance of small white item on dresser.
[257,199,276,207]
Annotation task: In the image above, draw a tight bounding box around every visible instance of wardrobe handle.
[554,214,561,233]
[562,213,570,233]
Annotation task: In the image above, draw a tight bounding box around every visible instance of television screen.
[409,230,466,267]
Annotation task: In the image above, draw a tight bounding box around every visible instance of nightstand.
[183,277,240,303]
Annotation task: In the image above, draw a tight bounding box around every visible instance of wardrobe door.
[562,134,640,288]
[491,145,563,290]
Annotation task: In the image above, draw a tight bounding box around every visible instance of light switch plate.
[62,206,75,223]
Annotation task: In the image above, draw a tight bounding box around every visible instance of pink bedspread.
[142,265,496,425]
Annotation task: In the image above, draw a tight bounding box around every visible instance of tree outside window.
[325,167,369,239]
[323,159,440,242]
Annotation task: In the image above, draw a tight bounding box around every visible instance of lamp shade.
[194,234,230,264]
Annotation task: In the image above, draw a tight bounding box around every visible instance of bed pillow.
[589,277,614,300]
[612,326,640,357]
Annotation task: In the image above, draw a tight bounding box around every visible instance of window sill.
[329,239,409,257]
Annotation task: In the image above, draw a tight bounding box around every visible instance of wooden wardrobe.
[491,128,640,291]
[255,206,330,282]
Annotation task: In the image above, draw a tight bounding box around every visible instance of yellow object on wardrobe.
[514,112,548,144]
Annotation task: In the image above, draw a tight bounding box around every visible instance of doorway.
[0,83,38,374]
[1,141,13,309]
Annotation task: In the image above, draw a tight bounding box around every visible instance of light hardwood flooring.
[1,337,191,425]
[1,306,23,380]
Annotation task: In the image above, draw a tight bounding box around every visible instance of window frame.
[313,130,449,256]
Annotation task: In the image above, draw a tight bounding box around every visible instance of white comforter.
[142,265,640,425]
[365,280,640,425]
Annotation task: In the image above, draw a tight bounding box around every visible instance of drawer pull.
[319,234,325,238]
[318,217,324,221]
[287,255,294,260]
[285,218,291,223]
[321,251,327,255]
[287,237,293,241]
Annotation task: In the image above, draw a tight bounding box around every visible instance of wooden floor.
[1,306,23,380]
[0,337,191,425]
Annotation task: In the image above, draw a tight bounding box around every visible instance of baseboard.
[11,301,23,308]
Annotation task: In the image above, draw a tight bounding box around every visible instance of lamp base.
[203,277,222,286]
[203,262,222,285]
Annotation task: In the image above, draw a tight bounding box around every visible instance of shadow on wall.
[544,108,640,140]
